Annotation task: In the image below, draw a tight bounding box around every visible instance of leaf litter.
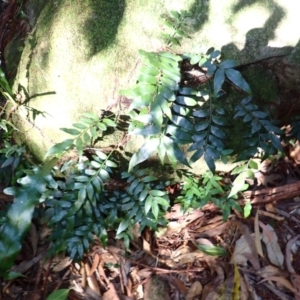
[1,181,300,300]
[2,148,300,299]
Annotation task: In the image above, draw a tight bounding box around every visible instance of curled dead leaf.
[174,251,204,265]
[260,222,284,268]
[239,272,250,300]
[52,256,72,273]
[102,283,121,300]
[160,275,187,296]
[291,273,300,291]
[285,234,300,273]
[230,234,255,265]
[85,263,101,296]
[258,276,296,293]
[254,210,264,258]
[88,253,100,276]
[257,265,283,278]
[14,253,44,274]
[186,281,203,300]
[201,265,225,300]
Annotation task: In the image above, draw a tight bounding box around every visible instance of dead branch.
[238,181,300,205]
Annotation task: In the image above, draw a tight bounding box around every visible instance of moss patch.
[242,65,278,105]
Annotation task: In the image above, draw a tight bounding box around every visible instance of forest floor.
[1,156,300,300]
[1,1,300,300]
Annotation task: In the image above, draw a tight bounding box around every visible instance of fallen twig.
[239,181,300,205]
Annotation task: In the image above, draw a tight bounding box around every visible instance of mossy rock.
[9,0,300,174]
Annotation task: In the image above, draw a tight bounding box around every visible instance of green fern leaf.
[213,68,225,97]
[176,96,197,106]
[163,136,190,167]
[219,59,238,69]
[0,169,51,277]
[225,69,252,94]
[128,138,160,172]
[45,139,74,158]
[204,151,216,173]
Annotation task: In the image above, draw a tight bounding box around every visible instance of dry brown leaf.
[137,267,153,279]
[126,277,133,298]
[239,272,250,300]
[265,203,276,213]
[115,238,127,251]
[238,223,258,251]
[291,274,300,300]
[291,273,300,292]
[136,283,144,300]
[30,293,42,300]
[186,281,203,300]
[261,282,292,300]
[285,234,300,273]
[107,245,126,256]
[260,222,284,268]
[120,256,131,291]
[244,253,261,271]
[155,226,168,237]
[98,264,110,286]
[230,234,255,265]
[52,256,72,273]
[85,286,104,300]
[142,238,152,254]
[243,273,259,300]
[164,203,185,219]
[13,253,44,274]
[158,205,204,236]
[132,222,141,241]
[85,263,101,296]
[195,215,227,235]
[88,253,100,276]
[258,158,273,173]
[94,264,109,291]
[254,209,264,258]
[165,204,203,221]
[258,209,284,221]
[197,221,229,237]
[255,159,283,185]
[158,220,191,236]
[257,265,282,278]
[102,283,121,300]
[158,248,172,257]
[39,224,52,240]
[100,252,119,266]
[204,256,218,275]
[160,275,187,296]
[174,251,204,265]
[258,276,297,293]
[201,265,225,300]
[80,261,87,289]
[131,267,146,299]
[171,245,192,260]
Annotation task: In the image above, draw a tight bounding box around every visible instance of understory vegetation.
[0,10,297,280]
